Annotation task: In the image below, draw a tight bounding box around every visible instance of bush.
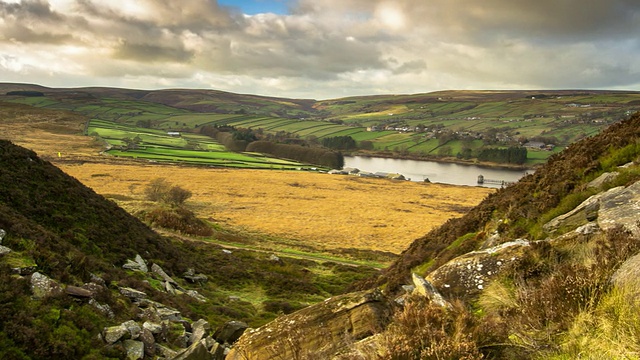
[144,178,192,206]
[381,298,484,359]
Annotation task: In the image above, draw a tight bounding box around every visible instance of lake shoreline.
[348,150,538,171]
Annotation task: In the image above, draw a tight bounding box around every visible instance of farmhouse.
[167,131,181,137]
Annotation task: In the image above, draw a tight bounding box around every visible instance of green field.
[5,86,640,166]
[87,120,318,169]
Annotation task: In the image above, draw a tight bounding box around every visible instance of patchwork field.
[1,101,494,263]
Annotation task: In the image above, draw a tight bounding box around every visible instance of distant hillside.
[3,83,640,167]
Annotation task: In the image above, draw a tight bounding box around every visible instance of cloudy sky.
[1,0,639,99]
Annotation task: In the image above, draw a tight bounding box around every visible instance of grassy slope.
[370,111,640,292]
[3,84,640,166]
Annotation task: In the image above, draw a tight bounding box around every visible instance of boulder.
[213,321,248,345]
[119,287,148,300]
[426,239,531,298]
[0,245,11,255]
[143,321,163,335]
[122,320,142,339]
[186,290,208,302]
[544,180,640,237]
[122,339,144,360]
[30,272,62,299]
[65,285,93,298]
[151,263,178,285]
[210,342,228,360]
[587,171,619,189]
[123,254,148,273]
[411,273,451,308]
[190,319,211,345]
[139,328,156,358]
[155,344,178,358]
[226,289,392,360]
[611,252,640,291]
[173,339,212,360]
[103,324,129,344]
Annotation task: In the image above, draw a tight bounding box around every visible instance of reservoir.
[343,155,531,188]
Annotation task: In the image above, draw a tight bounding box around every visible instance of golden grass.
[1,102,495,254]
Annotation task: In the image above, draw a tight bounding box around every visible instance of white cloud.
[0,0,639,99]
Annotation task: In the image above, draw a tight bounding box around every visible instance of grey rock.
[30,272,62,299]
[0,245,11,255]
[210,342,227,360]
[611,252,640,290]
[155,344,178,358]
[122,339,144,360]
[545,181,640,238]
[411,273,451,308]
[103,324,129,344]
[119,287,147,300]
[122,320,142,339]
[151,263,177,285]
[426,239,531,298]
[89,299,115,319]
[139,328,156,358]
[587,171,619,189]
[597,181,640,237]
[222,249,232,254]
[226,289,391,360]
[90,273,106,285]
[123,254,148,273]
[156,306,182,321]
[143,321,163,334]
[190,319,211,345]
[268,254,281,262]
[174,339,212,360]
[213,321,248,345]
[0,228,5,243]
[186,290,207,303]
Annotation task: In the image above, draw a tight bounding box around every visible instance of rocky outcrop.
[587,171,620,189]
[426,239,531,298]
[226,289,392,360]
[544,180,640,237]
[411,273,450,308]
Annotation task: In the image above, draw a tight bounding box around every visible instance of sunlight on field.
[60,163,493,254]
[1,101,494,255]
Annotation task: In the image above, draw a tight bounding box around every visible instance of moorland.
[4,83,640,359]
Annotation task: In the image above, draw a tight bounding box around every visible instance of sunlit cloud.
[0,0,638,99]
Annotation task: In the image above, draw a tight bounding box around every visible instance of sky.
[0,0,639,100]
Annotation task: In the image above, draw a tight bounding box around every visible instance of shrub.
[144,178,192,206]
[381,298,485,359]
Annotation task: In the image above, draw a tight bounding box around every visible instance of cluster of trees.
[321,136,357,150]
[246,141,344,169]
[199,125,254,152]
[477,146,527,164]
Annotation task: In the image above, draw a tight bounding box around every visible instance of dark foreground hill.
[0,140,376,359]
